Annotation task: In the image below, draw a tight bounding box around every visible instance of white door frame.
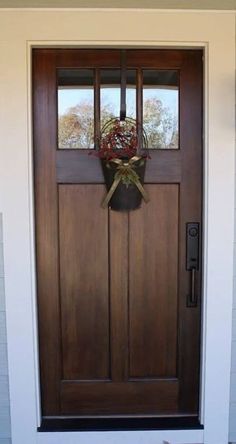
[0,9,235,444]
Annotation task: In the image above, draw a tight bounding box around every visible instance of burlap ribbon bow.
[102,156,150,209]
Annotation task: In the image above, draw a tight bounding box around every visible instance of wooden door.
[33,49,202,428]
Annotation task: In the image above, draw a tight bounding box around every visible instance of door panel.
[129,185,178,379]
[33,48,202,421]
[59,185,110,381]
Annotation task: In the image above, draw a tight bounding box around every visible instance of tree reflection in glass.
[143,70,179,149]
[58,69,94,149]
[100,69,136,129]
[57,68,178,150]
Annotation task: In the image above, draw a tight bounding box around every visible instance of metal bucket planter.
[101,157,148,211]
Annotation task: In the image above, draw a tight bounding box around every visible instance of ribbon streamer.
[102,156,149,209]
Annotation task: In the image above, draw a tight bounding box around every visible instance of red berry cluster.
[96,120,139,160]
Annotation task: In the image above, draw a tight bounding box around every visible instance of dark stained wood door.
[33,49,202,422]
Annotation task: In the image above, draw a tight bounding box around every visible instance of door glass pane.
[100,69,136,130]
[143,70,179,149]
[58,69,94,149]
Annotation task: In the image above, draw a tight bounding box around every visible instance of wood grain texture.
[59,185,110,380]
[56,150,181,184]
[129,185,178,378]
[60,380,178,415]
[109,210,129,382]
[33,48,202,419]
[177,50,203,413]
[33,50,61,415]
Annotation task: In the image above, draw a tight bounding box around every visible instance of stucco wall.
[0,214,11,444]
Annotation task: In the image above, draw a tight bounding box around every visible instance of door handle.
[189,268,196,306]
[186,223,199,307]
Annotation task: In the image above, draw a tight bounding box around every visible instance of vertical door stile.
[178,51,202,412]
[33,50,61,415]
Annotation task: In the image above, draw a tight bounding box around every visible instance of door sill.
[38,416,203,432]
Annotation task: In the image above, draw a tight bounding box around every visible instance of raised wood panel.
[59,185,110,380]
[129,185,179,378]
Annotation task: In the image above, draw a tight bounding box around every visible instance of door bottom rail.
[38,416,204,432]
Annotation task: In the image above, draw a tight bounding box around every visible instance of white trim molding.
[0,9,235,444]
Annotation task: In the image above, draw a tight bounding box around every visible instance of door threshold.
[38,416,204,432]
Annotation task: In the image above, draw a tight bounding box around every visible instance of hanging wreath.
[93,117,150,211]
